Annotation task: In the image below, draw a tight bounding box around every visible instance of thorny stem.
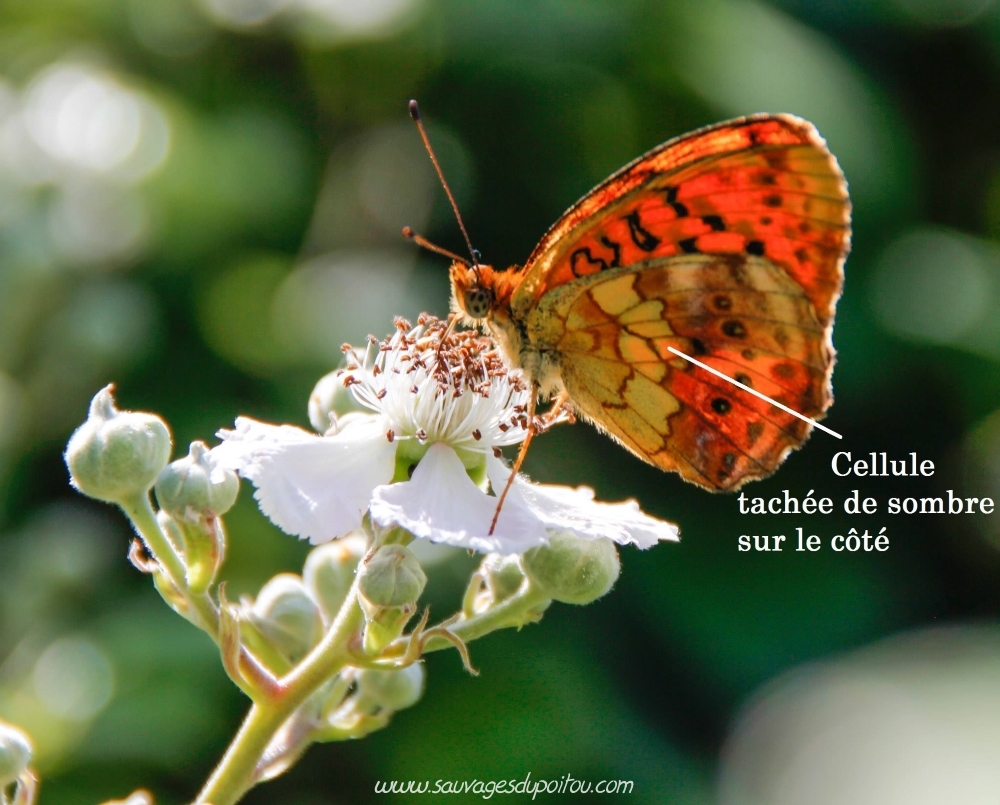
[123,495,276,698]
[194,574,366,805]
[120,493,220,634]
[194,577,550,804]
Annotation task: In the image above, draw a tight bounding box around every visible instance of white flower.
[211,316,678,554]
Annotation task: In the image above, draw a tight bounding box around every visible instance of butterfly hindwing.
[526,252,828,489]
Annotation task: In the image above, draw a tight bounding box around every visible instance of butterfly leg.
[489,381,539,536]
[487,388,574,535]
[537,389,573,431]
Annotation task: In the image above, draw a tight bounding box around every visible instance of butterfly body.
[450,114,850,491]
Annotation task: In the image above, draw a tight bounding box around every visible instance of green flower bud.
[467,553,526,615]
[482,553,526,600]
[522,533,620,605]
[248,574,324,665]
[308,370,366,433]
[357,545,425,653]
[0,719,32,787]
[355,663,425,712]
[153,442,235,594]
[358,545,426,609]
[303,533,367,623]
[65,385,172,505]
[154,441,238,518]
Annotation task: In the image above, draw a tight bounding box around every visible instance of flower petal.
[211,416,395,544]
[486,457,679,549]
[370,442,548,554]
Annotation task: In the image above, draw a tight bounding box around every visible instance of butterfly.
[413,108,850,495]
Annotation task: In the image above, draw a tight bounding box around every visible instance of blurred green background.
[2,0,1000,802]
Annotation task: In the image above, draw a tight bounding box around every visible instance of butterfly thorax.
[449,261,563,397]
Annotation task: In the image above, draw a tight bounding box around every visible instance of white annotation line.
[666,346,843,440]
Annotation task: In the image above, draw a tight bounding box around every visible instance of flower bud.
[154,441,238,519]
[358,545,426,609]
[522,533,620,605]
[0,719,32,787]
[355,663,424,712]
[308,370,366,433]
[482,553,526,600]
[153,442,235,594]
[248,574,324,665]
[467,553,526,614]
[303,533,367,623]
[65,385,172,505]
[357,545,426,653]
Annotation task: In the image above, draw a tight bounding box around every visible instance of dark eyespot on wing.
[722,320,748,338]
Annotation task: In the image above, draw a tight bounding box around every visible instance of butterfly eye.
[464,287,491,319]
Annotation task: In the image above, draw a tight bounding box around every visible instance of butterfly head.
[450,262,497,323]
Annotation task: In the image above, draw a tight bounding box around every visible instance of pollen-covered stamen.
[336,315,552,452]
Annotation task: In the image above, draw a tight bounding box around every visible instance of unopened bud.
[303,533,367,623]
[468,553,526,615]
[65,385,171,505]
[522,533,620,605]
[355,663,424,712]
[248,574,324,665]
[154,442,235,594]
[0,719,32,787]
[482,553,525,600]
[357,545,425,653]
[358,545,426,609]
[155,441,238,519]
[308,370,367,433]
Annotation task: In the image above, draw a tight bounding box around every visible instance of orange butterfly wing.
[513,115,850,490]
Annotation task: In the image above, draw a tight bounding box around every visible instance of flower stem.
[422,584,551,653]
[120,493,220,635]
[194,576,365,805]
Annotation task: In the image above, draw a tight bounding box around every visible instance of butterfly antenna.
[408,100,479,270]
[402,227,470,266]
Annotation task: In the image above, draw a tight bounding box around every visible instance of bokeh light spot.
[869,227,994,346]
[34,636,114,722]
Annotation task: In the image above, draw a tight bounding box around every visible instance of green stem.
[120,493,220,635]
[194,577,365,805]
[422,584,551,653]
[195,552,548,802]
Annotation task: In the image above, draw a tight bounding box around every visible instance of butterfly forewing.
[513,114,850,490]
